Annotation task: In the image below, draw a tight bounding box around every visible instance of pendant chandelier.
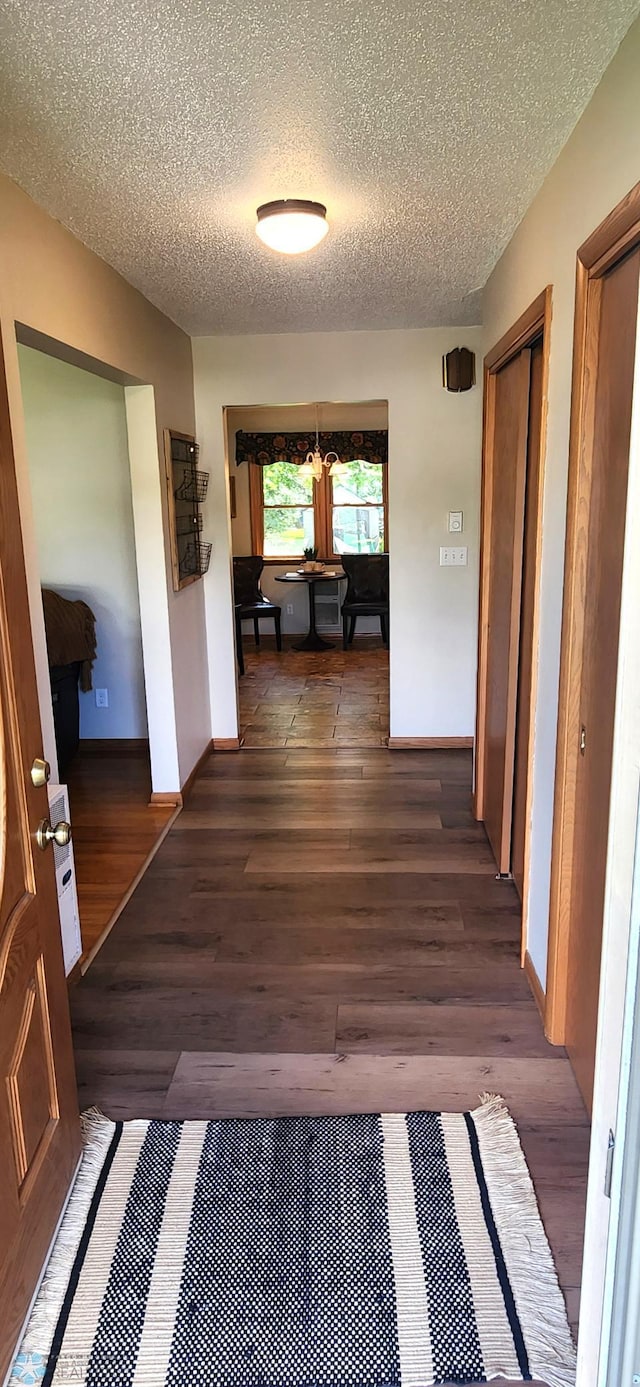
[299,407,344,482]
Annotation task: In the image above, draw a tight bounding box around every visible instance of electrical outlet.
[440,546,468,566]
[95,688,109,708]
[286,603,294,615]
[448,510,463,533]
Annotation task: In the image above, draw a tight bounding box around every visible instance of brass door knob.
[31,757,51,788]
[36,818,72,851]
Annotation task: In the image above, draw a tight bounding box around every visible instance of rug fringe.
[15,1110,116,1365]
[472,1094,577,1387]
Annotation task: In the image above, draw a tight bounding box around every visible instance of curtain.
[235,429,388,466]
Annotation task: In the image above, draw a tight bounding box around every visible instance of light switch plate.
[440,546,468,566]
[448,510,463,533]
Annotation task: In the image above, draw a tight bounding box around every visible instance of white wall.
[484,14,640,989]
[194,327,483,741]
[18,345,147,741]
[227,400,387,636]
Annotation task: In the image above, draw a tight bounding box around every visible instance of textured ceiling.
[0,0,638,335]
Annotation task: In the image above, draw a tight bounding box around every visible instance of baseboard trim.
[79,738,149,756]
[524,950,546,1022]
[213,737,241,752]
[181,740,214,800]
[387,736,474,750]
[149,790,183,807]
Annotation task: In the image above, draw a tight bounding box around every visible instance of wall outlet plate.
[440,546,468,566]
[95,688,109,707]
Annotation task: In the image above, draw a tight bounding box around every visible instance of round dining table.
[276,569,346,651]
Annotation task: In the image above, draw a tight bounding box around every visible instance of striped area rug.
[12,1098,575,1387]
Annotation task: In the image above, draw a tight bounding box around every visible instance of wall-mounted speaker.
[442,347,476,392]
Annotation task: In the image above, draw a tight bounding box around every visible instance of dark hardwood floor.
[71,746,588,1355]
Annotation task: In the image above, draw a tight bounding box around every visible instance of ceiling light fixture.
[299,406,344,481]
[255,199,329,255]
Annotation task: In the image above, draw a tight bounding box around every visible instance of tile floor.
[238,635,390,747]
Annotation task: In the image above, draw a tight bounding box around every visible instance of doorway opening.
[474,288,551,982]
[225,400,390,749]
[17,342,177,972]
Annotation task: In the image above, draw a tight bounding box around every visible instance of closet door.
[481,349,531,872]
[564,247,640,1108]
[511,338,544,899]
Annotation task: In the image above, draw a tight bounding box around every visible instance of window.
[330,460,386,555]
[250,458,388,560]
[261,461,315,557]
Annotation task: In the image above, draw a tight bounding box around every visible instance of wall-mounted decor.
[442,347,476,392]
[163,429,211,590]
[229,475,237,520]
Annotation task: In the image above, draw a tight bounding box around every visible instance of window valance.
[235,429,388,466]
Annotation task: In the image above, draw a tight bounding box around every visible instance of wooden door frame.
[474,287,552,957]
[546,183,640,1044]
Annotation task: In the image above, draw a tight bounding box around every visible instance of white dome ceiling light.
[255,199,329,255]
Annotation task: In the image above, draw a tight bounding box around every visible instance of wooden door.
[564,247,640,1109]
[511,338,544,899]
[481,349,531,871]
[0,341,81,1380]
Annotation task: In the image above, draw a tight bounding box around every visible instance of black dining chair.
[341,553,389,649]
[233,556,282,650]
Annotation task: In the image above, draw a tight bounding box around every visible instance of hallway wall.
[19,344,147,741]
[0,171,210,789]
[193,326,483,742]
[484,15,640,989]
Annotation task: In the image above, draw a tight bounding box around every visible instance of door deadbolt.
[36,818,72,851]
[30,757,51,788]
[579,726,587,755]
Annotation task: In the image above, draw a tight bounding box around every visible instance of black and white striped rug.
[12,1099,575,1387]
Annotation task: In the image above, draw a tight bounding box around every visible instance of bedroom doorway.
[17,341,176,973]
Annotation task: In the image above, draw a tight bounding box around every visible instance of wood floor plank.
[190,895,467,932]
[517,1123,591,1185]
[71,993,337,1052]
[186,780,441,799]
[244,847,493,873]
[336,1003,558,1056]
[182,810,444,830]
[93,959,533,1003]
[163,1053,587,1124]
[74,1049,180,1120]
[214,926,520,966]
